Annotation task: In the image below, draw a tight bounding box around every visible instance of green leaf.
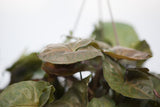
[134,40,152,55]
[46,76,90,107]
[103,56,154,99]
[92,22,139,48]
[87,96,116,107]
[39,39,103,64]
[133,40,153,66]
[103,46,151,60]
[0,81,55,107]
[51,77,65,100]
[7,52,43,84]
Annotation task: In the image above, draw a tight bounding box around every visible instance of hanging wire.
[106,0,120,45]
[72,0,87,36]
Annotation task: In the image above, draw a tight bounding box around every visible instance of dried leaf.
[0,81,55,107]
[103,56,154,99]
[103,46,151,60]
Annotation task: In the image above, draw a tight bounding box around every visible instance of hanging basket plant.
[0,0,160,107]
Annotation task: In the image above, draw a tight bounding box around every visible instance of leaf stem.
[80,71,83,80]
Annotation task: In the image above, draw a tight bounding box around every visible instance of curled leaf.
[0,81,55,107]
[42,62,82,76]
[42,56,103,76]
[39,39,103,64]
[103,46,151,60]
[95,40,111,50]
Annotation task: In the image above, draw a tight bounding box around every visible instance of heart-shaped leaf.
[103,56,154,99]
[0,81,55,107]
[39,39,103,64]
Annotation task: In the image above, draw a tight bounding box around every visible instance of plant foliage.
[0,22,160,107]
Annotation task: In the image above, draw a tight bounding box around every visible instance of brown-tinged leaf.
[42,62,81,76]
[68,38,94,51]
[127,68,149,73]
[103,56,154,99]
[39,39,103,64]
[42,56,103,76]
[125,68,150,81]
[103,46,151,60]
[95,40,111,50]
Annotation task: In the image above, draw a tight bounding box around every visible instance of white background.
[0,0,160,88]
